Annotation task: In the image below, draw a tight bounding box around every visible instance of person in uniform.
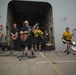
[62,27,73,54]
[33,25,43,51]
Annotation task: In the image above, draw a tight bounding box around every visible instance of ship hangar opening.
[6,1,55,50]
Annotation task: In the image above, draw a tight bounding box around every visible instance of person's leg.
[31,46,35,55]
[66,40,72,54]
[24,47,28,56]
[17,37,21,51]
[66,43,71,54]
[39,44,41,50]
[62,40,69,53]
[35,45,37,51]
[30,36,35,55]
[63,40,71,54]
[13,40,17,51]
[23,39,29,56]
[62,40,71,54]
[67,43,70,50]
[16,38,20,51]
[38,37,42,51]
[35,37,38,51]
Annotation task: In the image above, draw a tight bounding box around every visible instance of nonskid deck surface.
[0,50,76,75]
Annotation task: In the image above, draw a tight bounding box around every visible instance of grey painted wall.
[0,0,11,42]
[0,0,76,50]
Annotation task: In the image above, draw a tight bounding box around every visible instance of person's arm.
[70,32,72,39]
[10,32,14,35]
[34,30,38,34]
[20,27,24,34]
[15,28,19,35]
[10,29,14,36]
[39,30,43,34]
[62,32,69,44]
[20,31,24,34]
[20,27,28,34]
[30,25,36,33]
[62,39,70,44]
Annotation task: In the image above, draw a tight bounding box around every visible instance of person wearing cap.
[33,25,43,51]
[62,27,73,54]
[20,20,35,56]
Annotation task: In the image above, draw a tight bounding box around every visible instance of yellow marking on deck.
[40,51,62,75]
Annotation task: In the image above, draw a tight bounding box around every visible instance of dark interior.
[8,1,52,31]
[6,1,55,49]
